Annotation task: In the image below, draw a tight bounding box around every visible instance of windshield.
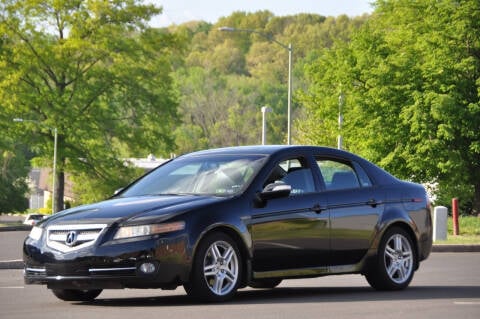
[120,154,267,197]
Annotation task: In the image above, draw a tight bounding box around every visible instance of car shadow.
[78,285,480,307]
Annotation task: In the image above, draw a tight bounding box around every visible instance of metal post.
[287,43,292,145]
[261,106,272,145]
[52,127,57,214]
[338,92,345,150]
[452,198,459,235]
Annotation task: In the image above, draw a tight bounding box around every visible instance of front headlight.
[28,226,43,241]
[113,221,185,240]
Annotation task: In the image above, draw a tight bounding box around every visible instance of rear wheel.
[365,227,416,290]
[51,289,102,301]
[184,232,242,302]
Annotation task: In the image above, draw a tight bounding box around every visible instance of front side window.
[121,155,267,197]
[264,158,316,195]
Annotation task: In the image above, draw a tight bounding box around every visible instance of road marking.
[454,301,480,305]
[0,286,24,289]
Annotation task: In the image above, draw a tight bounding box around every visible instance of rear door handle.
[312,204,323,214]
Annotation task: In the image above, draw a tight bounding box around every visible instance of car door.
[315,157,383,266]
[249,156,330,273]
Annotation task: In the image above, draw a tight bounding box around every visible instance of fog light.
[138,262,157,274]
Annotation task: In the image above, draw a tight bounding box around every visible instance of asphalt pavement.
[1,253,479,319]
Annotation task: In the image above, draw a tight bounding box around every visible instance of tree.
[0,0,182,210]
[0,143,29,213]
[173,67,264,150]
[297,0,480,213]
[171,11,367,152]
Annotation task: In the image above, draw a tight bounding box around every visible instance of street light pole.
[261,106,272,145]
[13,118,58,214]
[338,92,345,150]
[287,43,292,145]
[219,27,292,145]
[52,127,57,214]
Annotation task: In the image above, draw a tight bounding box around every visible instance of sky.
[148,0,375,27]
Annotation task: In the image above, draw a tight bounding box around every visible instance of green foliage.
[434,216,480,245]
[0,0,184,206]
[173,11,367,149]
[9,1,477,215]
[0,148,29,213]
[297,0,480,213]
[72,164,144,204]
[0,105,30,212]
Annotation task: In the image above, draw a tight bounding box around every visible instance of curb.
[431,244,480,253]
[0,260,23,269]
[0,225,32,232]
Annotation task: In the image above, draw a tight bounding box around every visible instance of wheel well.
[195,226,250,286]
[383,222,420,270]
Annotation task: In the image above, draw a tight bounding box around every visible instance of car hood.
[41,195,226,226]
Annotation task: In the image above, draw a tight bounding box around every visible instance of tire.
[184,232,242,302]
[51,289,102,301]
[365,227,416,291]
[249,278,282,289]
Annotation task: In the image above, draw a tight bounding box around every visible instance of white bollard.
[433,206,448,241]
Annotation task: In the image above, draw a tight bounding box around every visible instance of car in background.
[23,214,46,226]
[23,145,432,302]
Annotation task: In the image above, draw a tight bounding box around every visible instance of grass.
[434,216,480,245]
[0,222,23,227]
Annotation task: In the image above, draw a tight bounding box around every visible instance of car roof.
[182,145,338,157]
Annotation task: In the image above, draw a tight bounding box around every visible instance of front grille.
[45,263,90,276]
[89,266,137,276]
[46,224,107,253]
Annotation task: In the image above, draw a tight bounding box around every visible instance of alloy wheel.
[384,233,413,284]
[203,240,239,296]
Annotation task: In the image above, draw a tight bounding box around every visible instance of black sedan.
[24,145,432,302]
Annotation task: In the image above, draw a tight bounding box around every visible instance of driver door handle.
[367,199,379,208]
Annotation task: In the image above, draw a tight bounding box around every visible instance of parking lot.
[1,253,479,319]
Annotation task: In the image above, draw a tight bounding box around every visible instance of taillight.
[410,196,431,211]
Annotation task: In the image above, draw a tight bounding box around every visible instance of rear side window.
[316,159,372,191]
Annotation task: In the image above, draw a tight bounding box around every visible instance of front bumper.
[23,233,191,290]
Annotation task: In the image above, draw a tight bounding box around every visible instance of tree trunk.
[53,162,65,213]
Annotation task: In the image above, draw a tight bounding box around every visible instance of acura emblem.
[65,231,78,247]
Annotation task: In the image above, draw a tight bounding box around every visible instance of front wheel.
[51,289,102,301]
[365,227,416,290]
[185,232,242,302]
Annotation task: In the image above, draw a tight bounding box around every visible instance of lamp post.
[261,106,272,145]
[219,26,293,145]
[13,118,58,214]
[337,92,345,150]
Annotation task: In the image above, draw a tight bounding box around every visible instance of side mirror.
[258,182,291,202]
[113,188,124,196]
